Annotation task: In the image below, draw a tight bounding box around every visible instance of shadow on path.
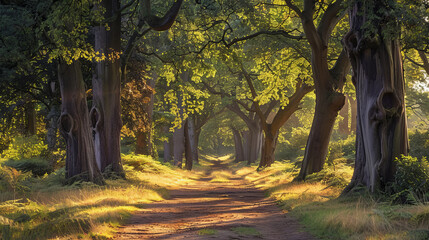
[116,157,318,240]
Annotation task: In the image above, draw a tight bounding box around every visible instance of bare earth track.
[116,159,318,240]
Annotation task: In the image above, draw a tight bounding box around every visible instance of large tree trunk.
[339,95,350,135]
[297,90,345,180]
[91,0,124,176]
[343,1,408,193]
[349,96,357,133]
[292,0,350,181]
[232,127,244,162]
[58,61,103,184]
[258,125,278,168]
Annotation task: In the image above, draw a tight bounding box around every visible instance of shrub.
[305,166,352,189]
[409,130,429,160]
[3,157,53,177]
[1,135,47,160]
[0,165,31,199]
[277,127,309,160]
[389,155,429,204]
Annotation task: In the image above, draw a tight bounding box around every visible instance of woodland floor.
[115,158,318,240]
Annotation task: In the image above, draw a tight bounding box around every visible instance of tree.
[343,0,408,192]
[91,0,124,174]
[91,0,184,175]
[286,0,351,180]
[239,67,313,168]
[58,60,103,183]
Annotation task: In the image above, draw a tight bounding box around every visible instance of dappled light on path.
[116,157,317,239]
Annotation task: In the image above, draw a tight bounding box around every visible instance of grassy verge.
[0,154,199,239]
[236,160,429,240]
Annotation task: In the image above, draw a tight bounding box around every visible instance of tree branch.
[418,50,429,75]
[317,0,345,45]
[141,0,183,31]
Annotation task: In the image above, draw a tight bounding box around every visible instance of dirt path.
[116,159,318,240]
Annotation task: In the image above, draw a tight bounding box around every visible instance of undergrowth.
[239,159,429,240]
[0,154,197,239]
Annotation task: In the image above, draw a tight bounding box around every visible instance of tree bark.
[187,116,198,166]
[184,119,193,170]
[173,121,185,168]
[258,125,279,168]
[242,130,250,162]
[58,61,103,184]
[91,0,124,176]
[286,0,350,181]
[349,95,357,133]
[25,99,37,135]
[46,103,60,151]
[163,125,173,163]
[194,129,201,164]
[297,91,345,179]
[343,0,409,193]
[258,82,312,168]
[232,127,244,162]
[248,127,262,165]
[339,95,350,135]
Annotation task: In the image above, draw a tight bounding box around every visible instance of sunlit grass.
[231,226,261,236]
[198,228,218,235]
[0,154,199,239]
[234,158,429,240]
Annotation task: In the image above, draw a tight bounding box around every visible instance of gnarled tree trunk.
[58,61,103,184]
[92,0,124,175]
[343,0,408,193]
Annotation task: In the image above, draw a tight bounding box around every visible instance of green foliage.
[326,135,356,169]
[122,154,169,174]
[198,228,217,235]
[389,155,429,204]
[409,130,429,160]
[231,226,261,236]
[1,135,47,161]
[305,166,351,189]
[0,165,31,199]
[3,158,52,177]
[277,127,309,160]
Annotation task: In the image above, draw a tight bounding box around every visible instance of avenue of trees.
[1,0,429,195]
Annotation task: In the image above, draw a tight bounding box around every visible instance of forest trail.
[116,158,318,240]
